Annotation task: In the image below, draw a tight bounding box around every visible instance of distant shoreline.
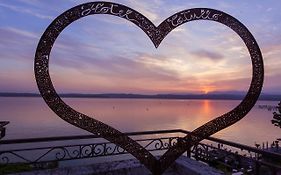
[0,92,281,101]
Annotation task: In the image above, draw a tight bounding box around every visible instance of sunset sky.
[0,0,280,94]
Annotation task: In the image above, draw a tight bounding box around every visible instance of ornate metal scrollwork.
[34,2,264,174]
[0,137,178,165]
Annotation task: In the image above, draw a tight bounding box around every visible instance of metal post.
[186,145,191,158]
[0,127,6,139]
[255,161,260,175]
[0,121,9,140]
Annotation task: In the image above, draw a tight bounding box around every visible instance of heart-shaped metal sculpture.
[34,2,264,175]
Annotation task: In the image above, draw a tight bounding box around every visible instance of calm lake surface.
[0,97,280,147]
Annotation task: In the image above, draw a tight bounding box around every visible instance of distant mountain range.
[1,92,281,101]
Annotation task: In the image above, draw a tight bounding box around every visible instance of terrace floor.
[12,156,224,175]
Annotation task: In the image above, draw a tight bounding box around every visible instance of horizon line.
[0,92,281,101]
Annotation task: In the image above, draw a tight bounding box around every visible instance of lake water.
[0,97,280,147]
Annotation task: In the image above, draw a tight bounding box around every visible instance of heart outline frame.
[34,2,264,174]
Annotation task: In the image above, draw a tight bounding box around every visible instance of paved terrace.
[12,156,223,175]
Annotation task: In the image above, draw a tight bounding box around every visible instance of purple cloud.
[191,50,224,61]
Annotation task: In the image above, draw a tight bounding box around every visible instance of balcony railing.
[0,121,9,140]
[0,129,281,174]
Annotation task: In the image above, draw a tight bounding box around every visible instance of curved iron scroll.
[0,137,179,165]
[34,2,264,175]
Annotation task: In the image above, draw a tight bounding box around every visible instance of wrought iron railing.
[0,121,9,140]
[1,129,281,174]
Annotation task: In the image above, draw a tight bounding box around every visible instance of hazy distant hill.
[0,92,281,101]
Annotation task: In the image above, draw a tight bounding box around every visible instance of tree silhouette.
[272,101,281,128]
